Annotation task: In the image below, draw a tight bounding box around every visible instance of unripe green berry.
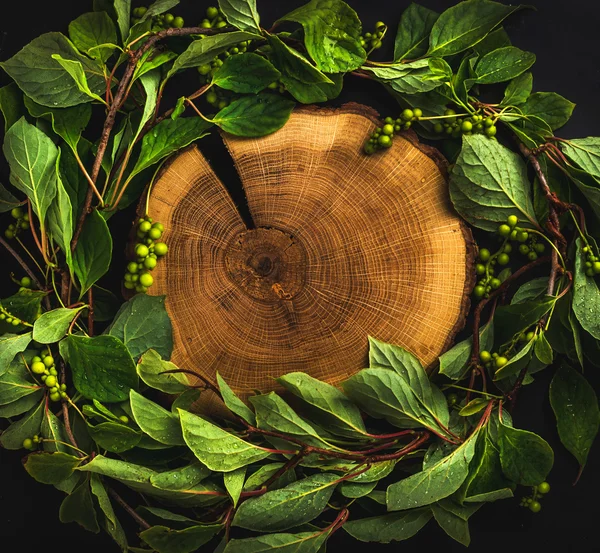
[216,20,227,28]
[490,278,501,290]
[45,375,57,388]
[503,243,512,254]
[119,415,129,424]
[139,221,152,233]
[497,253,510,266]
[498,224,511,237]
[207,6,219,18]
[534,243,546,254]
[444,109,456,116]
[31,361,46,374]
[173,16,184,28]
[49,392,61,402]
[43,356,54,368]
[474,285,485,298]
[519,244,530,255]
[382,124,394,136]
[412,108,423,119]
[136,244,150,258]
[507,215,518,228]
[447,393,458,406]
[495,356,508,368]
[537,482,550,494]
[23,438,34,450]
[139,273,154,288]
[478,248,491,262]
[461,121,473,132]
[401,109,414,121]
[378,135,392,148]
[529,501,542,513]
[517,231,529,243]
[433,123,444,133]
[206,91,218,104]
[154,242,168,256]
[480,350,492,363]
[475,264,486,275]
[528,251,538,261]
[485,125,497,137]
[593,262,600,274]
[144,257,157,270]
[20,276,32,288]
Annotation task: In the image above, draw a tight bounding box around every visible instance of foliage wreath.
[0,1,599,551]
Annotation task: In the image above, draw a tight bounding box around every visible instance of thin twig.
[107,486,151,530]
[0,236,45,291]
[87,287,94,336]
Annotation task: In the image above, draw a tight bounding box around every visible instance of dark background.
[1,0,600,551]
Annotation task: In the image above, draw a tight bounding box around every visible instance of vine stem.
[107,487,151,530]
[0,236,45,292]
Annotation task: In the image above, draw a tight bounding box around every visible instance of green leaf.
[73,210,112,296]
[108,295,173,361]
[51,54,107,104]
[128,117,212,180]
[561,137,600,181]
[277,372,367,438]
[224,467,246,507]
[0,358,40,405]
[550,363,600,470]
[32,307,84,344]
[114,0,132,43]
[431,502,471,546]
[0,399,44,449]
[92,286,120,322]
[139,0,180,21]
[233,473,339,531]
[427,1,524,57]
[475,46,535,84]
[500,72,532,107]
[0,182,21,213]
[3,117,58,230]
[439,318,494,380]
[218,0,261,34]
[41,409,71,454]
[394,3,439,61]
[277,0,365,73]
[494,298,555,346]
[24,452,82,485]
[140,525,223,553]
[168,31,261,78]
[59,479,100,533]
[216,372,255,425]
[223,529,330,553]
[0,332,31,377]
[458,398,489,417]
[60,141,91,222]
[47,155,75,272]
[88,421,142,452]
[0,32,106,108]
[339,481,377,498]
[212,93,295,137]
[212,53,280,94]
[138,349,189,394]
[59,334,137,402]
[520,92,575,132]
[243,463,296,492]
[387,431,479,511]
[0,290,46,332]
[362,59,442,95]
[90,475,129,553]
[511,277,548,305]
[150,462,211,491]
[493,338,535,381]
[498,421,554,486]
[450,135,538,231]
[179,409,270,471]
[130,389,184,445]
[0,82,26,131]
[343,509,432,543]
[534,332,553,364]
[68,11,118,62]
[0,389,43,417]
[266,36,335,104]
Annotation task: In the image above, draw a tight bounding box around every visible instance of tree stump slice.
[146,103,474,409]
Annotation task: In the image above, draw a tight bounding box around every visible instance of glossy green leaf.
[59,334,137,402]
[73,209,112,296]
[224,467,246,507]
[32,307,84,344]
[0,82,26,131]
[362,59,442,95]
[0,358,40,405]
[130,389,184,445]
[511,277,548,305]
[59,479,100,533]
[168,31,260,78]
[475,46,535,84]
[343,508,432,543]
[138,349,189,393]
[0,290,46,333]
[431,501,472,546]
[458,398,489,417]
[0,389,43,417]
[561,137,600,179]
[216,372,255,425]
[233,473,339,531]
[573,239,600,339]
[51,54,106,104]
[114,0,131,43]
[218,0,261,34]
[277,0,365,73]
[277,372,366,438]
[0,182,21,213]
[68,11,118,62]
[24,452,82,484]
[339,480,377,498]
[150,462,211,491]
[223,529,329,553]
[534,332,553,364]
[88,421,142,452]
[520,92,575,133]
[494,298,555,346]
[0,399,44,449]
[498,421,553,486]
[41,409,71,454]
[472,27,511,56]
[47,156,75,272]
[140,525,223,553]
[212,93,295,137]
[494,339,535,381]
[427,1,524,57]
[139,0,180,21]
[501,72,532,107]
[439,318,494,380]
[179,409,270,471]
[0,32,106,107]
[90,474,129,552]
[550,363,600,470]
[108,294,173,361]
[0,332,31,377]
[3,117,58,229]
[394,3,439,61]
[387,431,479,511]
[243,463,296,492]
[212,53,280,94]
[450,135,538,231]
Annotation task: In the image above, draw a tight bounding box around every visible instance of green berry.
[20,276,32,288]
[136,244,150,258]
[378,135,392,148]
[144,257,157,270]
[586,268,594,277]
[139,273,154,288]
[519,244,530,255]
[483,117,494,128]
[49,392,61,402]
[127,262,139,274]
[207,6,219,18]
[474,285,485,298]
[139,221,152,233]
[447,393,458,406]
[478,248,491,262]
[60,383,67,392]
[529,501,542,513]
[119,415,129,424]
[433,123,444,133]
[534,243,546,254]
[11,207,23,219]
[198,63,211,75]
[413,108,423,119]
[507,215,518,228]
[498,224,511,237]
[45,375,57,388]
[495,356,508,368]
[497,253,510,266]
[136,285,148,293]
[43,356,54,368]
[461,121,473,132]
[517,231,529,243]
[444,109,456,116]
[503,243,512,254]
[154,242,168,256]
[124,281,136,290]
[4,230,15,239]
[401,109,414,121]
[23,438,34,450]
[216,20,227,28]
[475,264,486,275]
[480,350,492,363]
[382,124,394,136]
[593,262,600,274]
[490,278,501,290]
[485,125,497,137]
[528,251,538,261]
[31,361,46,374]
[173,16,184,28]
[526,331,535,341]
[537,482,550,494]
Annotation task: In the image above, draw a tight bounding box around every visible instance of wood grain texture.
[146,103,474,409]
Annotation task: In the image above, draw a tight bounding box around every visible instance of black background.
[1,0,600,551]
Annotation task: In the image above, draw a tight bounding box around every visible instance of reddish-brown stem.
[0,236,45,291]
[26,200,45,260]
[107,486,151,530]
[328,507,350,535]
[260,448,307,489]
[364,429,416,440]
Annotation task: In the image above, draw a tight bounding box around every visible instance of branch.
[0,236,45,291]
[107,486,151,530]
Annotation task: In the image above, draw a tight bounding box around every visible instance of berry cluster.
[364,109,422,154]
[131,6,184,30]
[123,216,168,293]
[497,216,545,261]
[4,207,30,240]
[361,21,386,51]
[198,5,228,30]
[520,481,551,513]
[582,245,600,277]
[31,352,67,402]
[479,349,510,371]
[22,435,41,451]
[432,109,497,139]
